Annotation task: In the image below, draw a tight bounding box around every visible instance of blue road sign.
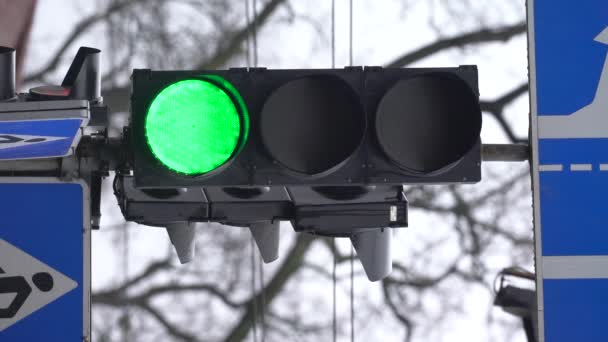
[0,99,88,160]
[529,1,608,341]
[0,178,90,341]
[0,119,85,160]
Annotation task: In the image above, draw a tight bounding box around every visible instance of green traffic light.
[145,78,247,175]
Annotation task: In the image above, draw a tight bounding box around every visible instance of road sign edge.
[526,0,546,341]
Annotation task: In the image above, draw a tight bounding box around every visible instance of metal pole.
[0,46,15,100]
[482,143,529,162]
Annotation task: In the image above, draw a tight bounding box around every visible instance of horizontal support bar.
[0,143,531,173]
[482,143,529,162]
[0,158,61,173]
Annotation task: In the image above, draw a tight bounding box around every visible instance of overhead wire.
[349,0,354,66]
[351,247,355,342]
[331,0,336,69]
[121,223,130,342]
[349,3,356,341]
[245,3,259,342]
[259,240,266,342]
[332,237,338,342]
[245,0,252,68]
[250,238,259,342]
[248,1,266,341]
[330,1,339,341]
[253,0,259,67]
[252,1,267,340]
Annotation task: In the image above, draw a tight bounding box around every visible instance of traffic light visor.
[145,78,248,175]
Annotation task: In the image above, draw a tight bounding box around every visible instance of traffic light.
[130,66,482,188]
[127,66,481,280]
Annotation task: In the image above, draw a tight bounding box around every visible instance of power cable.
[245,5,258,341]
[121,223,130,342]
[331,2,337,341]
[349,3,356,340]
[253,0,259,67]
[331,0,336,68]
[250,238,259,342]
[245,0,252,68]
[332,238,337,342]
[349,0,353,66]
[250,2,266,341]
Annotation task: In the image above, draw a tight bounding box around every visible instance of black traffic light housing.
[130,66,481,188]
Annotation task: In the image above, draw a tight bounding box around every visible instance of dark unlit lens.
[260,76,365,175]
[375,73,481,174]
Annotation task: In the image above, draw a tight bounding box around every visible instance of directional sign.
[0,100,88,160]
[0,239,78,330]
[528,1,608,341]
[0,133,69,150]
[0,178,90,341]
[0,121,83,160]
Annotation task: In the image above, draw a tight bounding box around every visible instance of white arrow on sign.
[539,27,608,138]
[0,134,68,150]
[0,239,78,332]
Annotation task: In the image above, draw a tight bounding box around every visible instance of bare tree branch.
[138,301,199,342]
[387,262,459,289]
[93,257,240,341]
[196,0,288,69]
[134,283,242,308]
[94,233,316,342]
[468,168,529,206]
[385,22,526,68]
[102,0,288,113]
[480,82,529,143]
[382,281,414,342]
[93,262,242,310]
[93,258,171,299]
[221,234,315,342]
[23,0,153,84]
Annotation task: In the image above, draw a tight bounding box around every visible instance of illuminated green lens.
[145,79,244,175]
